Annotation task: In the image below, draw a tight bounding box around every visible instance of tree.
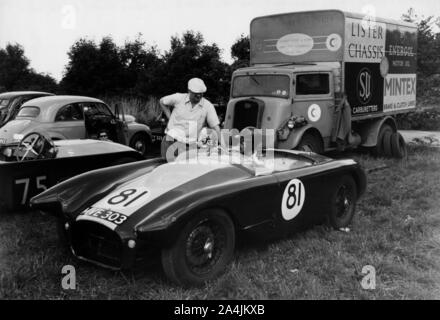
[158,30,230,104]
[230,34,250,71]
[0,43,57,92]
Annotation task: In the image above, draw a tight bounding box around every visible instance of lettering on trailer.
[385,24,417,74]
[383,74,417,112]
[345,18,386,63]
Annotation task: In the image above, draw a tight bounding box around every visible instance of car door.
[51,103,86,139]
[271,153,331,233]
[84,102,119,141]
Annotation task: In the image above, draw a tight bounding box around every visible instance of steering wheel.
[15,132,56,161]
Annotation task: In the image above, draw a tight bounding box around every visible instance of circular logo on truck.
[307,104,322,122]
[326,34,342,52]
[281,179,306,221]
[276,33,314,56]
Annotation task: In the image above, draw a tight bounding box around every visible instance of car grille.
[71,221,123,269]
[233,99,263,131]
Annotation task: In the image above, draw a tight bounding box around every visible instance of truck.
[223,10,417,157]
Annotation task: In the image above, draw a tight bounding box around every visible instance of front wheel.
[296,133,323,154]
[328,175,357,229]
[161,210,235,287]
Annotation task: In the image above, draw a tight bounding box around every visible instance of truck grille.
[71,221,123,269]
[233,99,263,131]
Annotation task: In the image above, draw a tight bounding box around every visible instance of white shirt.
[161,93,220,144]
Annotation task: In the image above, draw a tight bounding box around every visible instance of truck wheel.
[296,133,323,154]
[328,175,357,229]
[382,130,393,157]
[373,124,393,157]
[390,132,407,159]
[129,133,149,156]
[161,210,235,287]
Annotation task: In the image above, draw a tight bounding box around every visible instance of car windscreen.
[232,75,290,99]
[16,106,40,118]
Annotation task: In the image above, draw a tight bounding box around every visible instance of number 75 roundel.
[281,179,305,221]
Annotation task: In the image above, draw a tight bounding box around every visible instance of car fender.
[277,125,323,150]
[30,158,165,216]
[127,123,152,143]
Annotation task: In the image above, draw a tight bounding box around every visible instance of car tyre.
[296,133,323,154]
[390,132,407,159]
[328,175,357,229]
[373,124,393,157]
[129,133,149,156]
[161,210,235,287]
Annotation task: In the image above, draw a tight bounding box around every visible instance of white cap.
[188,78,207,93]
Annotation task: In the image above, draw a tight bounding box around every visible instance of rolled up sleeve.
[160,93,181,106]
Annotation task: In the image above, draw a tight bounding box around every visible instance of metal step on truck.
[223,10,417,158]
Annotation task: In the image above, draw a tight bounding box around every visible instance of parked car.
[0,91,54,126]
[0,95,152,156]
[0,131,144,211]
[31,148,366,286]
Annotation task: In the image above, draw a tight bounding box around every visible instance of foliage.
[230,34,250,72]
[396,107,440,131]
[0,43,57,92]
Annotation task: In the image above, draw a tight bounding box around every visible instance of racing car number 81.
[281,179,305,221]
[104,187,150,210]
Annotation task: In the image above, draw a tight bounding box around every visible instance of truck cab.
[225,63,341,152]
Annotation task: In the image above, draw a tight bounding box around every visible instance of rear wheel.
[296,133,323,154]
[129,133,149,156]
[390,132,407,159]
[328,176,357,229]
[373,124,393,157]
[161,210,235,287]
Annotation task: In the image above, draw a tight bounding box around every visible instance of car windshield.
[232,75,290,99]
[175,149,314,175]
[0,99,10,107]
[16,106,40,118]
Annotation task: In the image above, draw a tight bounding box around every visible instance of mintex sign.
[251,10,417,117]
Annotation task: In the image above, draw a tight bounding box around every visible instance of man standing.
[159,78,222,161]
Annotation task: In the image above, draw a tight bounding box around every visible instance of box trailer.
[223,10,417,157]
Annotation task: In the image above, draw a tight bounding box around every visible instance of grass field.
[1,145,439,300]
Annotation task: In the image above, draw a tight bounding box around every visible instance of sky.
[1,0,439,81]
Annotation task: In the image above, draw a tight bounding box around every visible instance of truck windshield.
[232,75,290,99]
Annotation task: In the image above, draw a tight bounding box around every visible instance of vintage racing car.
[31,148,366,286]
[0,132,144,211]
[0,95,152,156]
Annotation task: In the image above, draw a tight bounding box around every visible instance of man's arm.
[159,98,172,120]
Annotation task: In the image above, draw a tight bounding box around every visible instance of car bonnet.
[75,160,250,231]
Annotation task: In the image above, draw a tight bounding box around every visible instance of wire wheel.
[328,176,357,229]
[161,210,235,287]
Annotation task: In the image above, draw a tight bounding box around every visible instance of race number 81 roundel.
[281,179,305,221]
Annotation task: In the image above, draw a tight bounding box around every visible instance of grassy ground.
[0,145,439,299]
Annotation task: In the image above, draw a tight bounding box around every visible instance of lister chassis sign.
[251,10,417,117]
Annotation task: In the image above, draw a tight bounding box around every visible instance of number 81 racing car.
[30,148,366,286]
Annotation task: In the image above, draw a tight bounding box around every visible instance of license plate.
[81,207,128,225]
